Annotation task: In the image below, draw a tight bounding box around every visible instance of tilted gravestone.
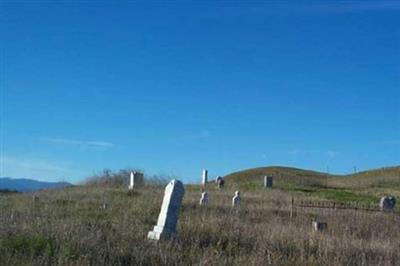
[148,180,185,240]
[199,191,208,206]
[202,170,208,186]
[264,176,273,188]
[380,196,396,211]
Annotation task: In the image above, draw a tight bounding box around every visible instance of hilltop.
[224,165,400,187]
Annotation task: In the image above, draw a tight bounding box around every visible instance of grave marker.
[200,191,208,206]
[129,171,144,190]
[264,176,273,188]
[232,191,241,208]
[148,179,185,241]
[202,170,208,186]
[380,196,396,211]
[216,176,225,189]
[312,220,327,232]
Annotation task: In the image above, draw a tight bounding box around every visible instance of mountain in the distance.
[0,177,72,192]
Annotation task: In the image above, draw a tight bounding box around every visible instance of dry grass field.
[0,166,399,265]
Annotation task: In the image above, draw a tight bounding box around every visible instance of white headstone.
[129,171,144,190]
[380,196,396,211]
[202,170,208,186]
[200,191,208,206]
[128,171,134,190]
[264,176,273,188]
[148,179,185,241]
[232,190,240,208]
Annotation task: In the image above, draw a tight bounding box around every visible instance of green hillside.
[224,165,400,204]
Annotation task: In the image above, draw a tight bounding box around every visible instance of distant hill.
[0,177,72,192]
[224,165,400,189]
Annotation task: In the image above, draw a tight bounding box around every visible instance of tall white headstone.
[129,171,144,190]
[202,170,208,186]
[200,191,208,206]
[232,191,241,208]
[128,171,134,190]
[148,180,185,241]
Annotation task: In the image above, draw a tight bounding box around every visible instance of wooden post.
[290,197,294,219]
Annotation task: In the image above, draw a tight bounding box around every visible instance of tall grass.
[0,184,399,265]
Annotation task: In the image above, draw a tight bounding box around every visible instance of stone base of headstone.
[148,226,175,241]
[127,190,138,197]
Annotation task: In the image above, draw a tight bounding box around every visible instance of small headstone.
[379,196,396,211]
[101,202,110,210]
[216,176,225,189]
[32,195,39,203]
[148,179,185,241]
[232,191,240,208]
[202,170,208,186]
[200,191,208,206]
[312,220,327,232]
[264,176,273,188]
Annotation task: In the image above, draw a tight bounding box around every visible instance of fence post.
[290,197,294,219]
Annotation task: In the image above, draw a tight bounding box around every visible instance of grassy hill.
[224,166,400,205]
[0,166,399,265]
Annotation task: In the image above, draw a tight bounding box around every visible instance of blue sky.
[1,1,399,184]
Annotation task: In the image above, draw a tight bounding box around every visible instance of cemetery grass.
[1,182,400,265]
[225,165,400,207]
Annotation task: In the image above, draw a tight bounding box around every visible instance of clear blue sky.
[1,1,399,184]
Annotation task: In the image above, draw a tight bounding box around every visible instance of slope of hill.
[0,180,399,265]
[224,166,330,188]
[223,165,400,203]
[224,165,400,188]
[0,177,72,192]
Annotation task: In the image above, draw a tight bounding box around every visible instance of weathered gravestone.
[202,170,208,186]
[100,202,110,210]
[200,191,208,206]
[32,195,39,203]
[128,171,144,190]
[216,176,225,189]
[148,180,185,241]
[312,220,327,232]
[232,191,241,208]
[380,196,396,211]
[264,175,273,188]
